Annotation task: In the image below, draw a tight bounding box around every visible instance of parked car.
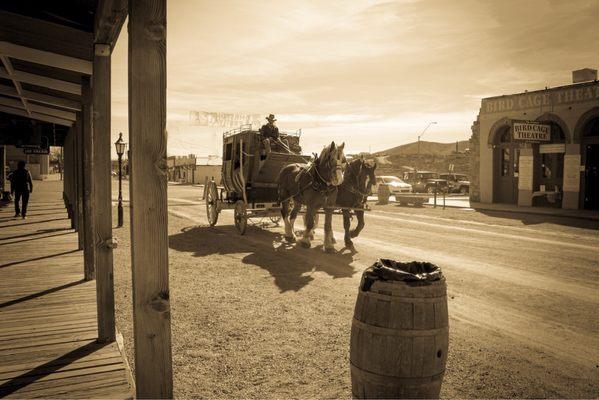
[439,173,470,194]
[373,175,412,195]
[402,171,449,193]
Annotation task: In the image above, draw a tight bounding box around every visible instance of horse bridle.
[344,161,372,199]
[313,150,345,188]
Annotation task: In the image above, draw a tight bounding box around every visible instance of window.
[224,143,233,161]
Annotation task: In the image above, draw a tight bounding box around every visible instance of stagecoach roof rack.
[223,124,303,138]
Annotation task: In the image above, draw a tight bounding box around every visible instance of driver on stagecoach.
[260,114,288,153]
[260,114,280,140]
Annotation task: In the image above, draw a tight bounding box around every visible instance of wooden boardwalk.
[0,181,133,398]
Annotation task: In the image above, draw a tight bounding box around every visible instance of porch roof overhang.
[0,1,126,147]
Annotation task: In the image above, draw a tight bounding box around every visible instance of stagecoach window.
[225,143,233,161]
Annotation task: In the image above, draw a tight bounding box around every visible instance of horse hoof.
[345,240,353,248]
[324,246,336,253]
[285,235,296,243]
[298,240,311,248]
[350,231,359,239]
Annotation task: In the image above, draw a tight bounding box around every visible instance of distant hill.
[376,140,469,156]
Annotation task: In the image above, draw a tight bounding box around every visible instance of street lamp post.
[114,132,127,228]
[417,121,437,155]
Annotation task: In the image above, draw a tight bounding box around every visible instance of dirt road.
[112,183,599,398]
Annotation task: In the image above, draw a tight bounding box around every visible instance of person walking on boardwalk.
[10,160,33,219]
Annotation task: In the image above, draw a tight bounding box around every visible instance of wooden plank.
[92,44,116,343]
[82,77,95,281]
[75,115,84,250]
[0,104,73,127]
[0,69,81,95]
[0,96,76,121]
[0,10,93,60]
[0,41,92,75]
[6,372,128,396]
[128,1,173,397]
[0,356,123,381]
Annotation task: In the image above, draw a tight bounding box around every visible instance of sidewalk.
[470,201,599,221]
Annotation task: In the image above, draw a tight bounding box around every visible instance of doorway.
[582,117,599,210]
[493,127,519,204]
[583,144,599,209]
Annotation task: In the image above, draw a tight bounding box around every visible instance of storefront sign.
[563,154,581,192]
[539,143,565,154]
[23,147,50,155]
[518,155,534,190]
[482,82,599,113]
[513,122,550,142]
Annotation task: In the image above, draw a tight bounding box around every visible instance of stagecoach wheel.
[206,181,219,226]
[234,200,248,235]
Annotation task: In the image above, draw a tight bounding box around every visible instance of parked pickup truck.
[402,171,449,193]
[439,173,470,194]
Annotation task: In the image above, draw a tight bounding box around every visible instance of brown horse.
[306,157,376,251]
[336,158,376,250]
[277,141,346,252]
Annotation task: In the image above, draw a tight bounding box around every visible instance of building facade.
[471,72,599,210]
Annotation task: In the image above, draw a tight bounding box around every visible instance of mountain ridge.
[375,140,469,156]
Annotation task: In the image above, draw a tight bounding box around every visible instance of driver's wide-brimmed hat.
[266,114,276,122]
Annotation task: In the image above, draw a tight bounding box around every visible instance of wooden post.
[92,43,116,343]
[82,77,96,281]
[75,117,84,250]
[67,132,75,226]
[0,145,5,191]
[63,133,71,220]
[129,0,173,397]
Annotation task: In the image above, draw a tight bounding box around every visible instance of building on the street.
[470,68,599,210]
[166,154,222,184]
[166,154,196,183]
[194,155,221,185]
[3,145,50,180]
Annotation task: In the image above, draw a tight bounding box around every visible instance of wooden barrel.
[350,263,448,399]
[377,184,390,205]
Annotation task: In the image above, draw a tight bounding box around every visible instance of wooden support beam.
[0,145,5,190]
[0,69,81,95]
[92,43,116,343]
[66,130,76,229]
[1,54,30,115]
[0,41,92,75]
[129,0,173,397]
[0,104,73,126]
[0,10,93,61]
[0,83,82,111]
[75,116,84,251]
[95,0,128,49]
[82,77,96,281]
[0,96,76,121]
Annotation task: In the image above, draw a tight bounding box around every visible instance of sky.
[109,0,599,157]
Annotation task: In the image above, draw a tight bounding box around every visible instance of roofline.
[482,79,599,101]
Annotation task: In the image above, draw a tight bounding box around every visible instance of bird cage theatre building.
[470,69,599,210]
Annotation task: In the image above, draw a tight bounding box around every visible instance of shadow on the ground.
[169,224,356,292]
[475,209,599,231]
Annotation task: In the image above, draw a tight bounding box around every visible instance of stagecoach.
[204,124,310,234]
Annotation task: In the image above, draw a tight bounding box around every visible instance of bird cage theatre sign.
[512,121,551,142]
